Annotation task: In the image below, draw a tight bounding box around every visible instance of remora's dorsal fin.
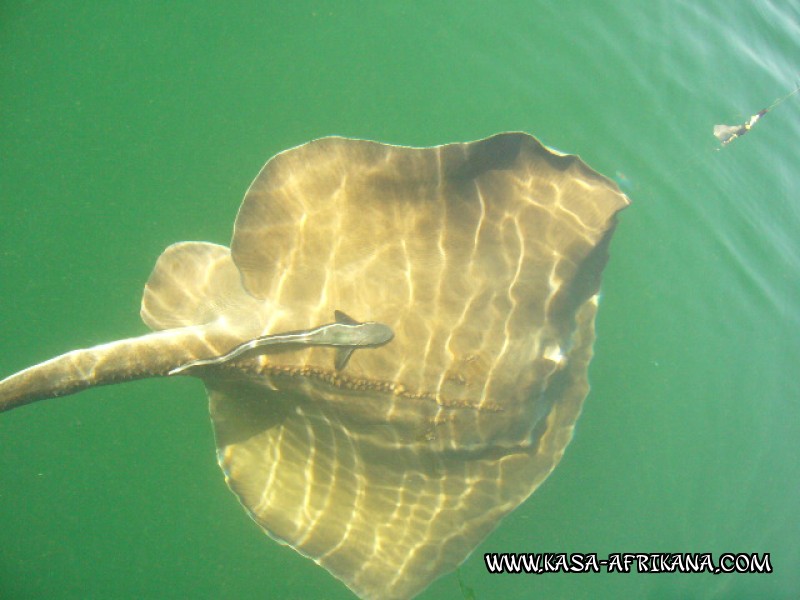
[334,310,360,325]
[334,347,356,370]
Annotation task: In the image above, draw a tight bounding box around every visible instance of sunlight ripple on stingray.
[0,133,630,599]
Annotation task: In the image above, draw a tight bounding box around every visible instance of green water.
[1,2,798,598]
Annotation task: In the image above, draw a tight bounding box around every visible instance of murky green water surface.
[1,2,798,598]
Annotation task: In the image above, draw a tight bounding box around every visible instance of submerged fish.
[170,310,394,375]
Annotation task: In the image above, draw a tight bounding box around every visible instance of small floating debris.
[713,82,799,146]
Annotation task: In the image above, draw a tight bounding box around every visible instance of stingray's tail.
[0,326,219,413]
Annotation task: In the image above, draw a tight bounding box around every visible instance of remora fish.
[169,310,394,375]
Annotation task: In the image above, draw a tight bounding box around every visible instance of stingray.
[0,133,629,599]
